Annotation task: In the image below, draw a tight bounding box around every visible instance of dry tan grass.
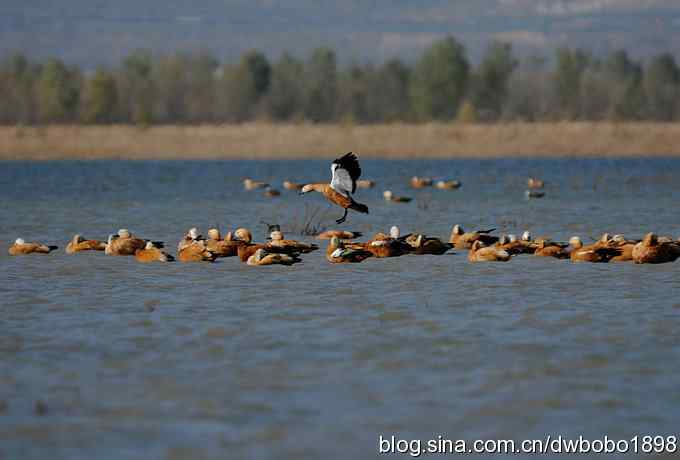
[1,122,680,160]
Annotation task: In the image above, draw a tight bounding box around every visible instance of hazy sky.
[1,0,679,65]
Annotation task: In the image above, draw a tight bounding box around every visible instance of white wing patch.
[330,164,353,197]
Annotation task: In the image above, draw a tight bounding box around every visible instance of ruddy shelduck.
[346,226,410,258]
[205,228,240,257]
[410,176,433,188]
[632,232,680,264]
[178,239,217,262]
[449,224,498,249]
[533,239,569,259]
[300,152,369,224]
[468,240,511,262]
[383,190,412,203]
[135,242,174,263]
[404,233,452,255]
[568,236,617,263]
[105,229,148,256]
[268,230,319,253]
[65,234,107,254]
[527,177,545,189]
[243,178,269,190]
[435,180,461,190]
[316,230,362,240]
[8,238,57,256]
[247,248,301,266]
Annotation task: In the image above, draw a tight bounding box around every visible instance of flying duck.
[300,152,369,224]
[8,238,58,256]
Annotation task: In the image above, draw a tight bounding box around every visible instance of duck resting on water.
[300,152,369,224]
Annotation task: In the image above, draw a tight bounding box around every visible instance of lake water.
[1,159,680,459]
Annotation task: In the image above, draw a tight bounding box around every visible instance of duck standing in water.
[300,152,369,224]
[326,236,372,263]
[8,238,58,255]
[135,242,174,263]
[632,232,680,264]
[65,234,107,254]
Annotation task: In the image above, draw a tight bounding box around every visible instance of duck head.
[207,228,221,241]
[390,226,400,239]
[15,238,25,245]
[642,232,658,246]
[188,228,199,240]
[569,236,582,249]
[234,228,252,243]
[521,231,531,242]
[270,230,284,241]
[452,224,464,236]
[383,190,393,200]
[118,228,131,239]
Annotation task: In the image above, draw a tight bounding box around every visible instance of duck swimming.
[268,229,319,253]
[178,239,217,262]
[449,225,499,249]
[316,230,362,241]
[8,238,58,256]
[527,177,545,189]
[404,233,452,255]
[105,229,148,256]
[383,190,412,203]
[410,177,433,188]
[247,248,301,266]
[468,240,511,262]
[567,236,617,263]
[205,228,241,257]
[326,236,372,263]
[243,178,269,191]
[300,152,369,224]
[282,181,304,191]
[65,234,107,254]
[356,179,375,189]
[346,226,410,258]
[135,242,174,263]
[435,180,461,190]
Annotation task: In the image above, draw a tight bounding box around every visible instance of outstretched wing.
[330,152,361,195]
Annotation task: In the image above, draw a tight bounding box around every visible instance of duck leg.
[336,208,348,224]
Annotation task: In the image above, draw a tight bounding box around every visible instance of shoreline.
[2,122,680,160]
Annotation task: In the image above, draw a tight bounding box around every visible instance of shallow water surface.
[1,159,680,459]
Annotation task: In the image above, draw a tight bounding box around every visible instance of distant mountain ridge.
[1,0,679,65]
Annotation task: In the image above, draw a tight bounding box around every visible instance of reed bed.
[2,122,680,160]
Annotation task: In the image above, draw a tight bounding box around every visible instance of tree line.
[1,36,679,125]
